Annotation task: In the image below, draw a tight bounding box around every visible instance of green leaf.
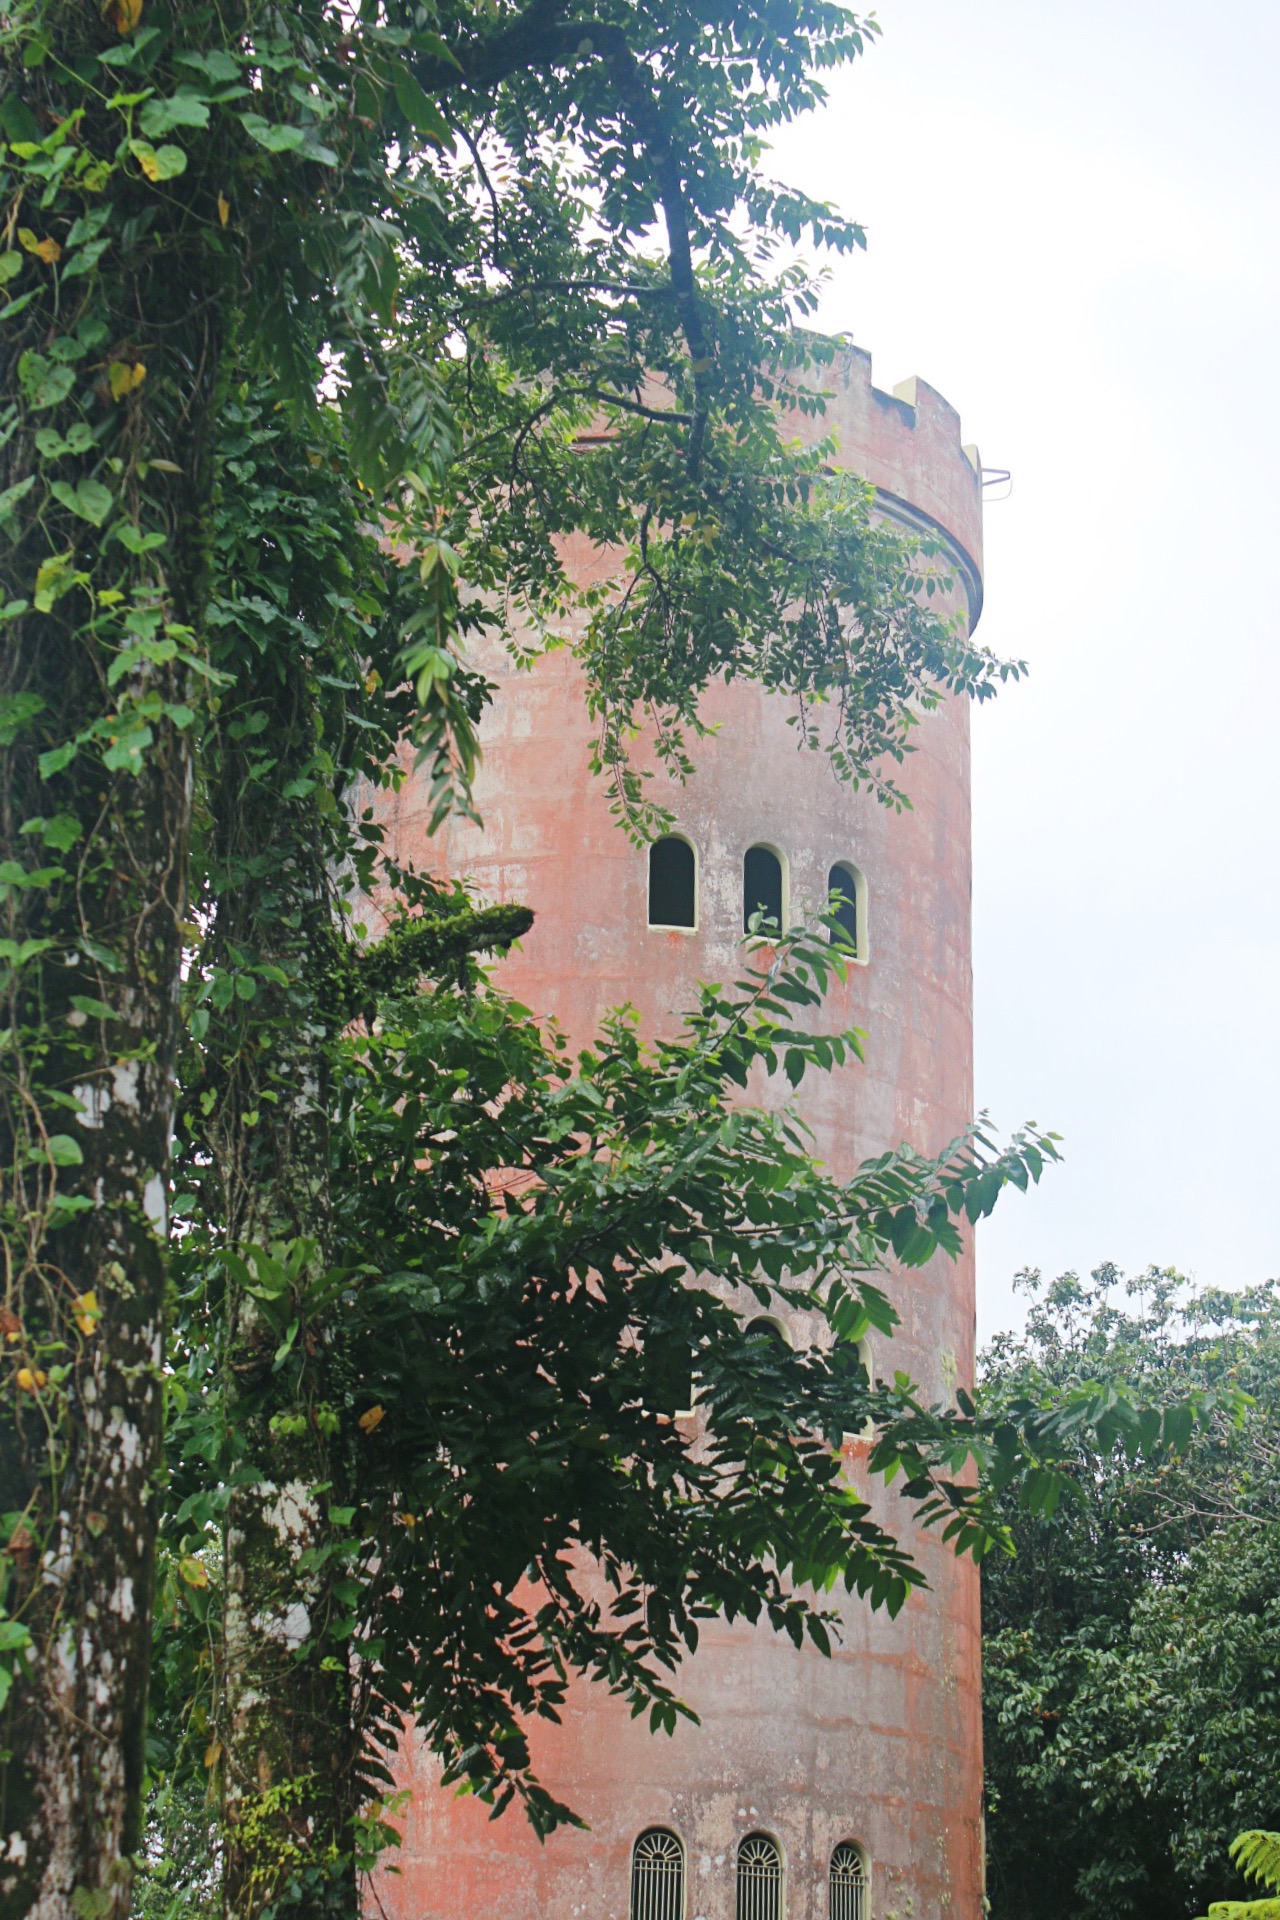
[393,69,453,144]
[114,524,166,554]
[34,422,94,459]
[22,813,80,851]
[46,1134,85,1167]
[97,25,162,68]
[37,741,78,778]
[0,859,61,893]
[34,553,83,613]
[49,478,114,527]
[61,238,111,281]
[0,693,44,744]
[0,473,36,527]
[238,113,306,153]
[127,139,188,182]
[17,351,75,410]
[174,49,241,84]
[102,723,153,771]
[139,92,210,137]
[0,95,41,143]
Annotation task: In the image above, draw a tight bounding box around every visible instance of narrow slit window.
[737,1833,783,1920]
[829,1844,868,1920]
[649,837,696,929]
[631,1828,685,1920]
[744,846,784,935]
[827,862,866,960]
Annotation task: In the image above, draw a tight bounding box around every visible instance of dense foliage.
[0,0,1030,1909]
[0,2,1240,1914]
[981,1267,1280,1920]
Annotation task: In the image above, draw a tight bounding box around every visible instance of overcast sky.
[771,0,1280,1340]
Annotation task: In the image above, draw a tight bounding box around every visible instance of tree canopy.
[981,1267,1280,1920]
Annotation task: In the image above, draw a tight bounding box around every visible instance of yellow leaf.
[217,193,230,228]
[358,1404,386,1434]
[364,668,381,694]
[204,1738,222,1770]
[102,0,144,32]
[18,229,61,265]
[73,1290,101,1336]
[16,1368,47,1392]
[108,361,146,402]
[179,1555,209,1589]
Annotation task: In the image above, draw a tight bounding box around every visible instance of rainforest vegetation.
[0,3,1243,1916]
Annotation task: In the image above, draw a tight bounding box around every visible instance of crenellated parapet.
[783,344,985,625]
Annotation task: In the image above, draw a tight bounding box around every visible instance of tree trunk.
[0,709,192,1916]
[189,629,362,1918]
[0,7,233,1907]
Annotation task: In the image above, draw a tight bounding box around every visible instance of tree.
[981,1267,1280,1920]
[2,1,1029,1909]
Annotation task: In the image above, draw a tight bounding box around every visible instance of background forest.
[981,1267,1280,1920]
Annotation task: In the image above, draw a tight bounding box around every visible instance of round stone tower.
[372,343,986,1920]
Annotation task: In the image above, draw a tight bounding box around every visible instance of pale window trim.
[827,860,869,964]
[648,834,699,933]
[829,1842,869,1920]
[743,843,788,939]
[736,1831,785,1920]
[840,1337,875,1446]
[631,1827,686,1920]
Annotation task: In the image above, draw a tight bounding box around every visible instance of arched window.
[649,836,697,930]
[631,1828,685,1920]
[745,1316,791,1349]
[736,1833,784,1920]
[827,862,867,960]
[743,846,784,935]
[829,1844,868,1920]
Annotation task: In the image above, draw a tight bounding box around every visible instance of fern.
[1233,1836,1280,1892]
[1196,1832,1280,1920]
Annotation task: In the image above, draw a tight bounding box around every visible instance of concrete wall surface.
[368,345,985,1920]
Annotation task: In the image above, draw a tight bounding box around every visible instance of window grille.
[829,1843,868,1920]
[649,836,697,929]
[736,1833,783,1920]
[744,846,784,934]
[631,1828,685,1920]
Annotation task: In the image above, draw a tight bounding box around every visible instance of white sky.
[772,0,1280,1339]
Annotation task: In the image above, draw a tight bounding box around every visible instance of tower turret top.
[791,342,984,621]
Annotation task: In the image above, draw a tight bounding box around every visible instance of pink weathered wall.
[370,346,985,1920]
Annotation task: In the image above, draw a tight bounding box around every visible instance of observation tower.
[373,344,986,1920]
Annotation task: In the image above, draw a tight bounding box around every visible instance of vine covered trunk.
[0,6,237,1908]
[191,592,363,1917]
